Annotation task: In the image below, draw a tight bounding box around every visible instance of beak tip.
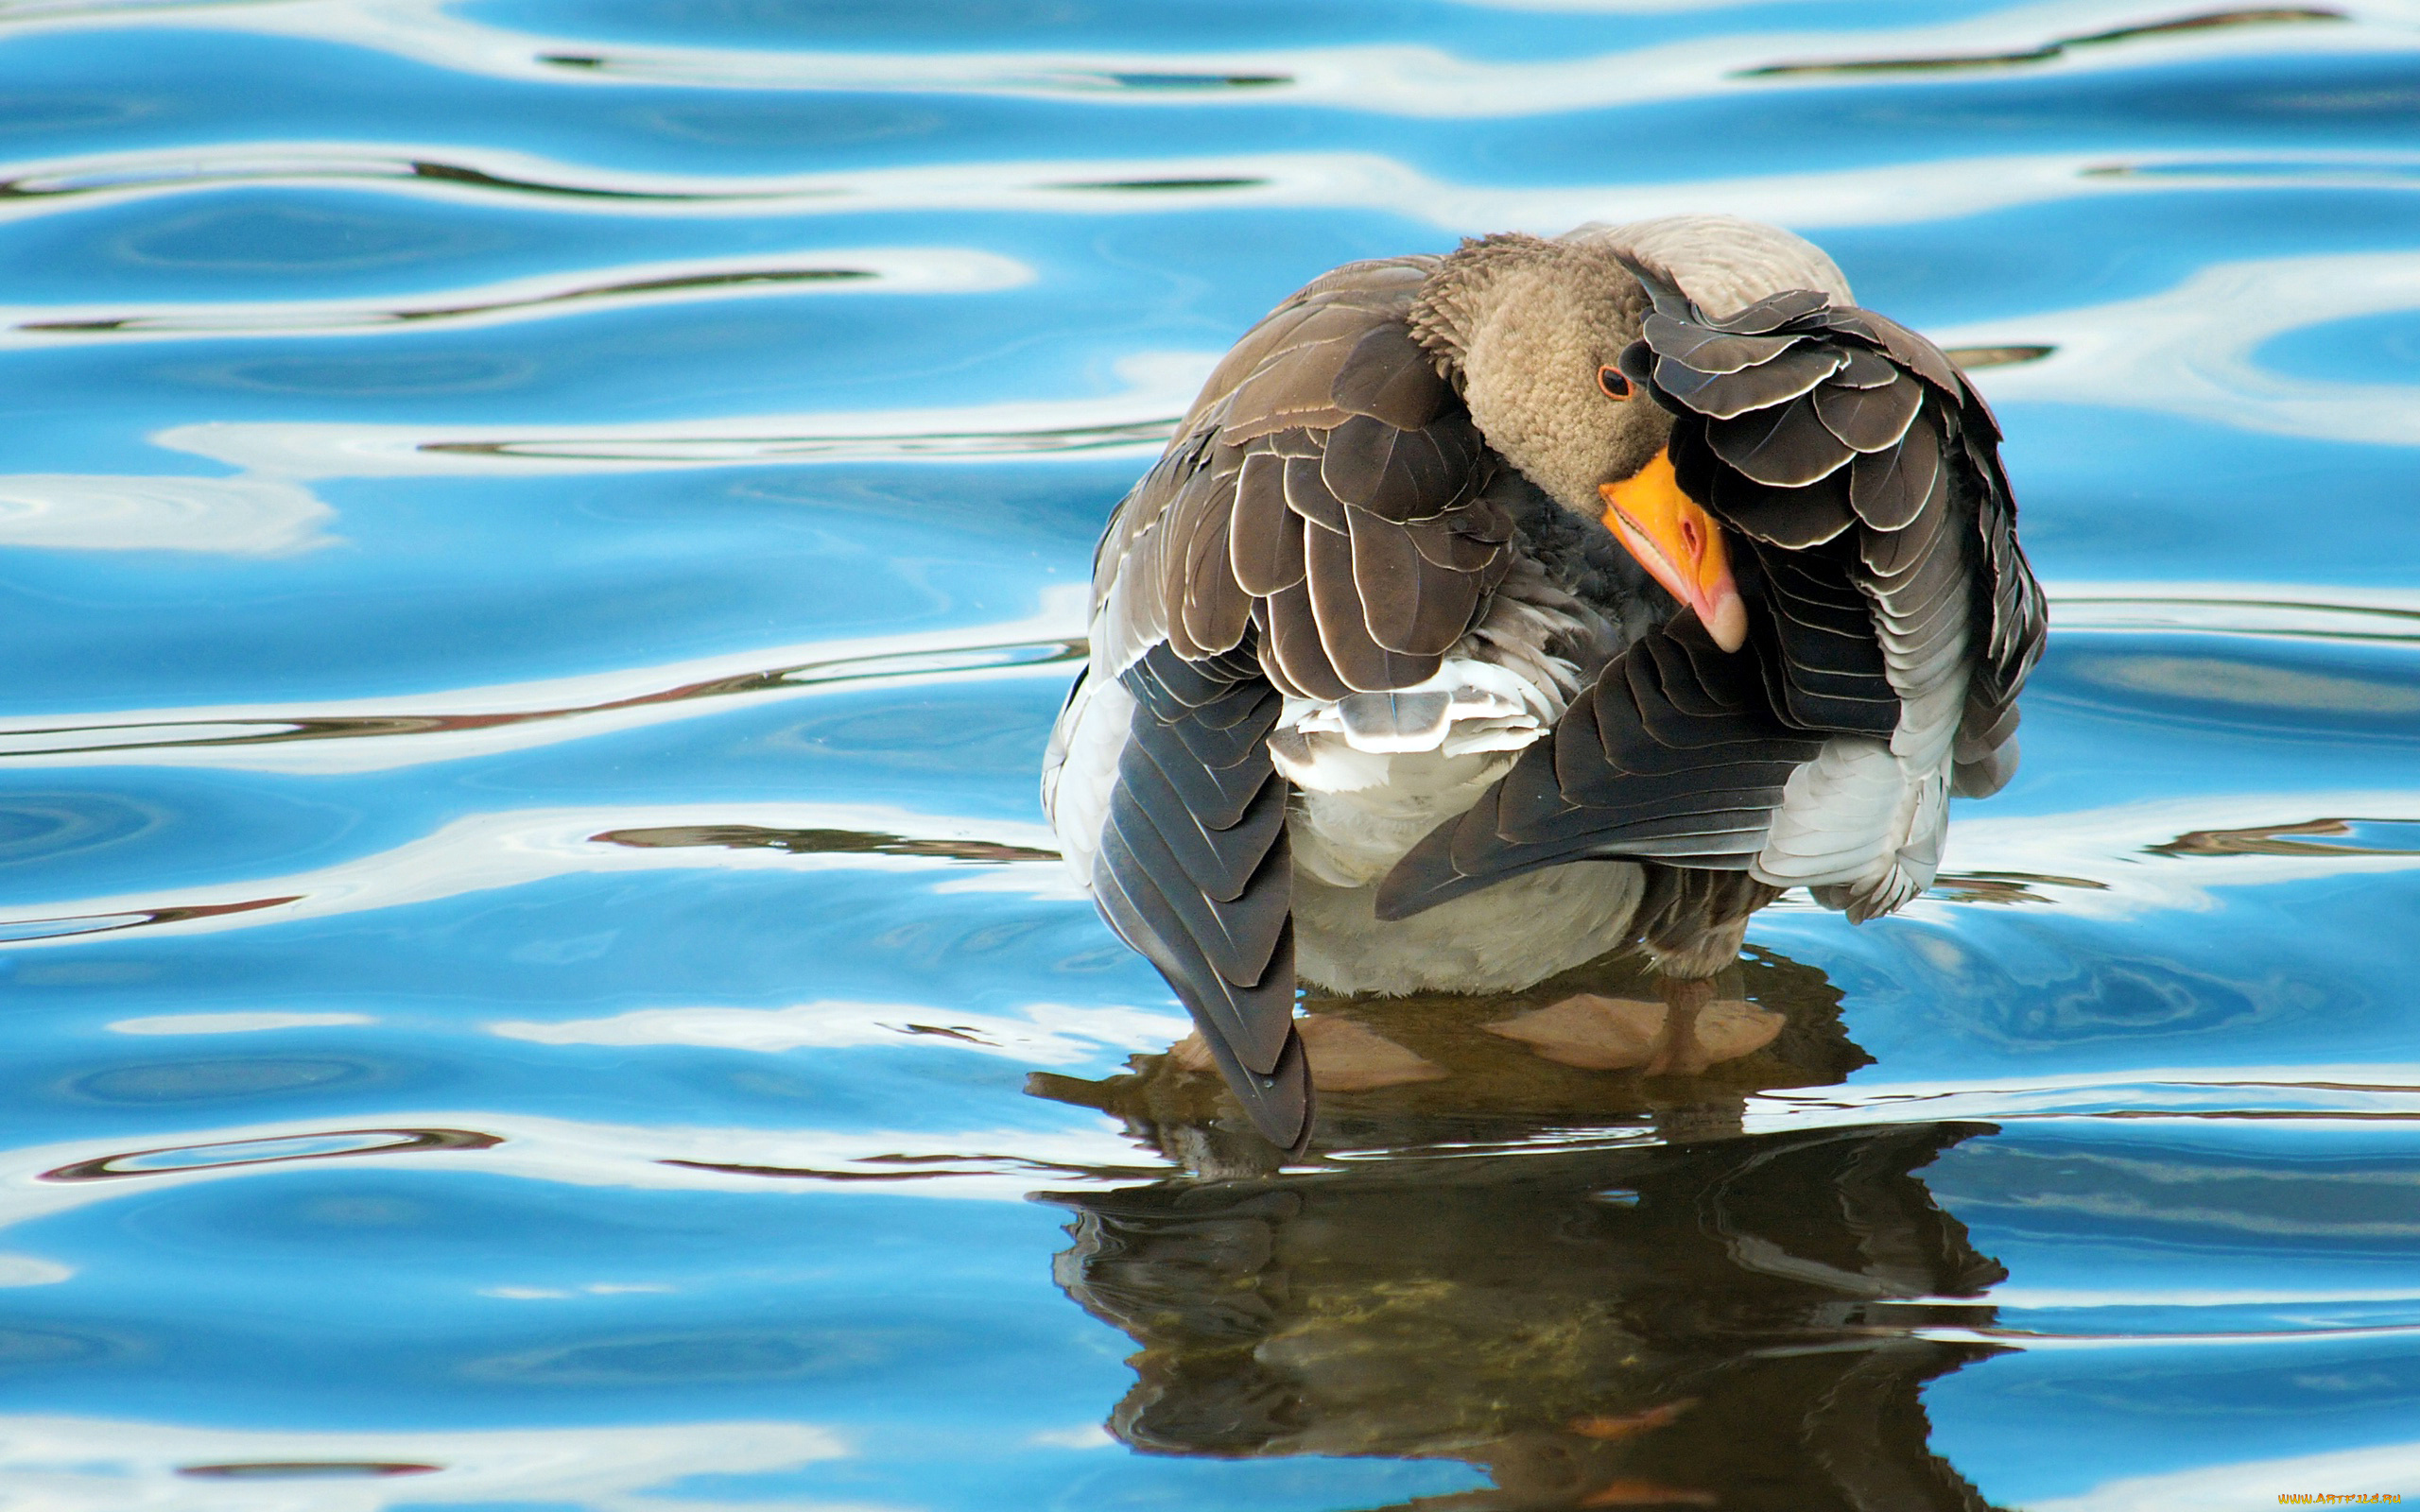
[1705,595,1749,654]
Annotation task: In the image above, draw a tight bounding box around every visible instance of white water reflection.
[1939,249,2420,447]
[1993,1285,2420,1307]
[1925,1319,2420,1349]
[0,1108,1164,1228]
[0,1414,851,1512]
[2032,1439,2420,1512]
[1748,1075,2420,1135]
[153,353,1204,475]
[480,1281,675,1298]
[491,999,1185,1066]
[0,800,1079,952]
[2050,585,2420,641]
[0,1255,72,1286]
[1930,787,2420,923]
[0,472,332,554]
[0,588,1086,774]
[0,247,1030,346]
[109,1011,375,1035]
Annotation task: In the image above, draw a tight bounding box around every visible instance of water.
[0,2,2415,1507]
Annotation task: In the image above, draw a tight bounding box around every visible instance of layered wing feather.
[1062,260,1515,1147]
[1094,643,1311,1147]
[1374,613,1824,919]
[1381,267,2044,927]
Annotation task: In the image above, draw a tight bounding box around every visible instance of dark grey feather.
[1831,346,1901,389]
[1643,312,1803,375]
[1172,471,1253,658]
[1091,644,1312,1150]
[1857,491,1948,580]
[1812,371,1925,454]
[1399,508,1509,573]
[1707,392,1857,488]
[1655,343,1846,421]
[1709,455,1857,549]
[1704,286,1834,335]
[1856,309,1965,396]
[1846,416,1943,533]
[1089,841,1304,1114]
[1101,794,1288,990]
[1347,502,1478,659]
[1122,728,1274,835]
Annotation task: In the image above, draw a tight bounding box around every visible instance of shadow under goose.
[1031,943,1865,1174]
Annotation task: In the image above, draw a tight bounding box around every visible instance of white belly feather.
[1269,654,1645,993]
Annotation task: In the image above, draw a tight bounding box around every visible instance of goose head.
[1411,231,1750,650]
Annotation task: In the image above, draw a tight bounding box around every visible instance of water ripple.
[23,0,2400,112]
[0,800,1080,949]
[1939,249,2420,446]
[1750,1078,2420,1132]
[0,1415,847,1512]
[9,141,2417,237]
[179,1461,440,1479]
[594,823,1058,865]
[0,605,1085,772]
[1743,7,2349,77]
[2151,816,2420,857]
[41,1127,498,1182]
[150,358,1203,474]
[0,248,1029,345]
[2,585,2396,780]
[0,144,815,216]
[0,1110,1167,1219]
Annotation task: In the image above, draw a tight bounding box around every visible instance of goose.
[1042,214,2046,1152]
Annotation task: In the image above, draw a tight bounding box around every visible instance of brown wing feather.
[1080,258,1512,1145]
[1227,451,1304,595]
[1094,259,1518,701]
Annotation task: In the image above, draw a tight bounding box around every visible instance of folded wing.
[1379,269,2045,926]
[1053,259,1516,1148]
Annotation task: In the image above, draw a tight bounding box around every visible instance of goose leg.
[1642,975,1717,1076]
[1631,868,1786,1074]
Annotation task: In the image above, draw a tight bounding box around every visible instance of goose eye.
[1597,364,1634,401]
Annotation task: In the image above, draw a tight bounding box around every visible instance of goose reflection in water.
[1031,952,2006,1511]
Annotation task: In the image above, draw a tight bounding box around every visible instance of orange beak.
[1599,448,1749,652]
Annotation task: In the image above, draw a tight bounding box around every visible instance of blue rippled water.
[2,2,2417,1508]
